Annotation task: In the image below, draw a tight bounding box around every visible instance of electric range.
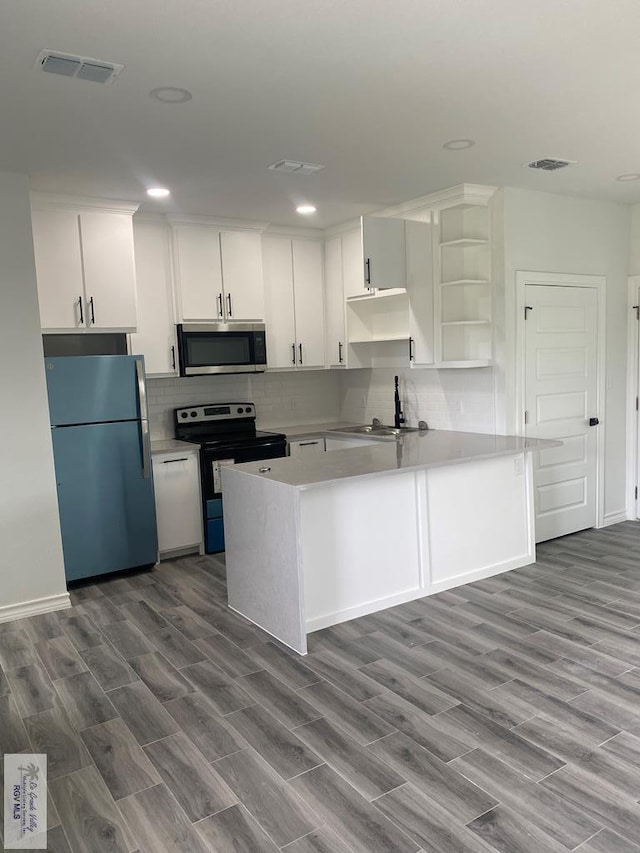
[174,402,287,553]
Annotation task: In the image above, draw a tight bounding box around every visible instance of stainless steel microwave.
[176,323,267,376]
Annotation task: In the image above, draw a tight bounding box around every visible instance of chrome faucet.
[394,375,405,429]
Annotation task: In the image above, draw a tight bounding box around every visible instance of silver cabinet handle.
[78,295,84,324]
[227,293,232,317]
[217,293,223,318]
[89,296,95,325]
[163,457,188,464]
[258,466,271,473]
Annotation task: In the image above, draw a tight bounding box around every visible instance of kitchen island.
[221,430,559,654]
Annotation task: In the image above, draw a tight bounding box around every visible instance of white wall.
[148,370,341,438]
[0,173,67,618]
[497,187,630,518]
[339,367,496,432]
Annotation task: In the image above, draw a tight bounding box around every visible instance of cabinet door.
[173,226,223,321]
[341,228,364,298]
[152,453,202,554]
[129,221,177,376]
[262,237,296,369]
[324,236,346,367]
[407,218,434,365]
[80,212,138,330]
[31,208,85,330]
[220,231,265,320]
[362,216,406,290]
[288,437,325,457]
[292,240,325,368]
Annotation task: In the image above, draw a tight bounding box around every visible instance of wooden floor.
[3,523,640,852]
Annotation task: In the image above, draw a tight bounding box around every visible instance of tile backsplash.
[147,370,341,439]
[338,367,496,433]
[148,366,495,439]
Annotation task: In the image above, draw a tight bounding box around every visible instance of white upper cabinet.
[129,219,177,376]
[324,235,346,367]
[262,236,325,370]
[172,225,223,321]
[262,236,297,369]
[31,208,85,330]
[219,231,264,321]
[341,228,365,299]
[406,217,434,366]
[79,212,138,329]
[292,240,325,369]
[31,199,138,332]
[362,215,407,290]
[172,224,264,322]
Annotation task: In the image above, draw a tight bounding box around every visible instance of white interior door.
[524,284,599,542]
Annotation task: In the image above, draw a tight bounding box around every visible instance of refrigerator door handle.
[141,417,152,479]
[135,358,149,421]
[135,358,152,479]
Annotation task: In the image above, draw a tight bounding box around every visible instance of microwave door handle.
[135,358,152,479]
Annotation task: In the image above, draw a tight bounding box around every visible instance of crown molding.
[167,213,269,232]
[30,192,140,215]
[380,183,498,218]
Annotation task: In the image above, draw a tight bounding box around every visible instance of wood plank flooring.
[3,522,640,851]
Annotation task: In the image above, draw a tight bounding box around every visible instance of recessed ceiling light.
[296,204,317,214]
[147,187,170,198]
[616,173,640,182]
[443,139,475,150]
[149,86,192,104]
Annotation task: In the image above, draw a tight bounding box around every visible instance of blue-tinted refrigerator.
[45,355,158,582]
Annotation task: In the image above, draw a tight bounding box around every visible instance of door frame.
[514,271,606,530]
[626,276,640,519]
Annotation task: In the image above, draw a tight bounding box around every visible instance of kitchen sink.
[331,424,421,437]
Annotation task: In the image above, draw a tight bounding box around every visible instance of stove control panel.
[174,403,255,424]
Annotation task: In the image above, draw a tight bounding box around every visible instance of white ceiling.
[3,0,640,228]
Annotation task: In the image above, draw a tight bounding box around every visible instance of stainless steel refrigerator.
[45,355,158,582]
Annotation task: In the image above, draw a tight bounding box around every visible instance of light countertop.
[223,430,561,489]
[151,439,200,456]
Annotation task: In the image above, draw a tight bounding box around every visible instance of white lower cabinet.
[152,452,202,557]
[288,437,325,457]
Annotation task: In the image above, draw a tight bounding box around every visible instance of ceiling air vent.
[527,158,576,171]
[35,50,124,84]
[268,160,325,175]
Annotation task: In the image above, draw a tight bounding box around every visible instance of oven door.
[201,438,287,553]
[177,323,267,376]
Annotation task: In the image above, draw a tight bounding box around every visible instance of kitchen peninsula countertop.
[227,430,560,490]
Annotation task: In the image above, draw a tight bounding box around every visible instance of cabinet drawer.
[288,437,325,457]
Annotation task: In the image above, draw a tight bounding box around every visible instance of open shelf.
[441,278,489,287]
[349,334,409,343]
[439,203,489,243]
[439,238,488,248]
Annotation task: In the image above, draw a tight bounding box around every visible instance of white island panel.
[223,471,306,653]
[300,471,423,632]
[426,453,534,589]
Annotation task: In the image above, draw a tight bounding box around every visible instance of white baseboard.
[0,592,71,625]
[602,510,631,527]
